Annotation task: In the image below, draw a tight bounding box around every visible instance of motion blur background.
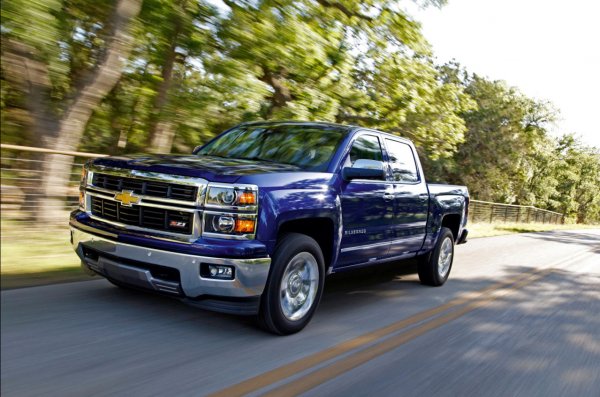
[1,0,599,287]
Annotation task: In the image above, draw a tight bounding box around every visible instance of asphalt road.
[2,229,599,397]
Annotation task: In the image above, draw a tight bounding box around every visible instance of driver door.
[337,134,395,267]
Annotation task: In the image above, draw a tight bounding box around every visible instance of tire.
[258,233,325,335]
[417,227,454,286]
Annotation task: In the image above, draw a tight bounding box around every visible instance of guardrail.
[469,199,564,225]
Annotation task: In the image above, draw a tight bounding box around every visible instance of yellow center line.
[207,250,591,397]
[263,267,558,396]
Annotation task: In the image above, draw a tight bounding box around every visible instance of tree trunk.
[147,13,182,153]
[1,40,59,147]
[2,40,59,220]
[150,121,176,153]
[260,66,292,118]
[39,0,142,224]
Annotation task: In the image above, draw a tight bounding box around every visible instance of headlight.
[205,185,257,208]
[204,212,257,237]
[203,183,258,239]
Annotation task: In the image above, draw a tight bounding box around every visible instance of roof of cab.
[239,120,413,145]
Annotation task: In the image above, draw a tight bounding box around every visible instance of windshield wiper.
[242,156,293,166]
[198,154,229,160]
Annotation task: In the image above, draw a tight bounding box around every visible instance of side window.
[349,135,383,165]
[385,139,419,183]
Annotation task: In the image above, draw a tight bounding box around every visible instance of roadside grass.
[1,220,596,289]
[468,221,596,238]
[0,224,89,289]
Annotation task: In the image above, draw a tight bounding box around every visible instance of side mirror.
[342,159,386,181]
[192,145,202,154]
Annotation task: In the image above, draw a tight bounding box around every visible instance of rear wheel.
[258,233,325,335]
[418,227,454,286]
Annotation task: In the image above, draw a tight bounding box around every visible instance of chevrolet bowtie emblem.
[114,190,141,207]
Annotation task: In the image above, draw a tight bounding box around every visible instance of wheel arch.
[277,217,336,272]
[441,214,461,241]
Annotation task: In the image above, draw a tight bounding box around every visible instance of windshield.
[196,124,346,171]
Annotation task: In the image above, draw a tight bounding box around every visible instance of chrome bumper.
[71,227,271,298]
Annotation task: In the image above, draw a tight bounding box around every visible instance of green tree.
[552,135,600,223]
[448,75,556,203]
[1,0,142,222]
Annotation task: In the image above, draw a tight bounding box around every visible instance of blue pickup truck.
[70,121,469,334]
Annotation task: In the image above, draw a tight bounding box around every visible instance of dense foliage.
[1,0,598,222]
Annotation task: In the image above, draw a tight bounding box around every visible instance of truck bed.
[427,183,469,198]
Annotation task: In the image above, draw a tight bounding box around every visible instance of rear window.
[385,139,419,183]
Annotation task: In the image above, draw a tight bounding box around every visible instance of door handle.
[383,193,395,201]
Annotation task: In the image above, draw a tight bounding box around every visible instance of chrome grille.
[92,173,197,201]
[90,196,194,234]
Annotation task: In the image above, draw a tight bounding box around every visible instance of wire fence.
[1,144,565,232]
[1,144,106,230]
[0,144,567,279]
[469,200,564,225]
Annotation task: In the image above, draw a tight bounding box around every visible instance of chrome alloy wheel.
[438,237,453,278]
[279,252,319,321]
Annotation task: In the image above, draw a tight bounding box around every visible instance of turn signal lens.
[234,219,255,233]
[238,191,256,205]
[80,167,88,186]
[79,191,85,210]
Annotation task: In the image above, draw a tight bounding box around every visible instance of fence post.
[504,206,509,222]
[490,204,494,223]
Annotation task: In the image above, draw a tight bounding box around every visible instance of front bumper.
[71,226,271,303]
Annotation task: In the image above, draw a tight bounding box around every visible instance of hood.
[92,154,302,183]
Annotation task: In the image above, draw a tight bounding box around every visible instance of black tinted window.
[197,124,346,171]
[385,139,419,182]
[350,135,383,164]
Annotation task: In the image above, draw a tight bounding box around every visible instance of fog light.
[201,263,234,280]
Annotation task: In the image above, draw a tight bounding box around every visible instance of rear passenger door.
[383,138,429,256]
[337,134,396,267]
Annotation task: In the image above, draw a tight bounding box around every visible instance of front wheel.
[258,233,325,335]
[417,227,454,286]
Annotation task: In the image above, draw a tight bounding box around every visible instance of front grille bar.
[90,196,194,234]
[92,173,198,202]
[83,166,207,241]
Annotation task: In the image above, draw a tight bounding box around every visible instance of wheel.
[258,233,325,335]
[417,227,454,286]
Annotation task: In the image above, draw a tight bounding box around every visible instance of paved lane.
[2,230,599,396]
